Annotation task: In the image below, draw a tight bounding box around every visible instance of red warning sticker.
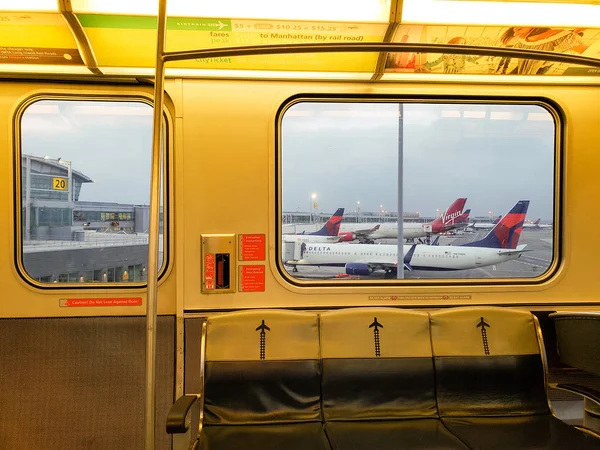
[239,265,265,292]
[60,298,142,307]
[239,234,265,261]
[205,253,216,290]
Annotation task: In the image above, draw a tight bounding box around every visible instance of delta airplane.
[468,215,502,230]
[282,208,345,244]
[338,197,468,242]
[289,200,530,275]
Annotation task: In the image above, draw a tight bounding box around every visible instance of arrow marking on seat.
[369,317,383,357]
[476,317,491,355]
[256,320,271,360]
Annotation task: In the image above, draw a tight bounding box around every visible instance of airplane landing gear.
[384,268,398,279]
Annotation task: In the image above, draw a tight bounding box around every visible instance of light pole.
[57,157,73,202]
[356,201,360,223]
[311,193,317,224]
[380,204,383,221]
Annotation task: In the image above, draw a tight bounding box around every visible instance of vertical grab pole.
[145,0,167,449]
[397,103,404,279]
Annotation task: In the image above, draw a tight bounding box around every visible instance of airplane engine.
[338,231,356,242]
[345,263,372,276]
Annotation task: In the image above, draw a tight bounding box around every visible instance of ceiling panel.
[0,13,84,66]
[71,0,393,23]
[78,15,386,71]
[384,25,600,77]
[401,0,600,27]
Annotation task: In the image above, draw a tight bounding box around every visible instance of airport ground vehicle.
[1,1,600,449]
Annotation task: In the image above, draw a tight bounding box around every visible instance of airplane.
[369,317,383,329]
[444,209,471,235]
[288,200,530,276]
[468,215,502,230]
[338,224,379,242]
[282,208,345,244]
[476,317,490,329]
[523,219,552,229]
[457,209,471,225]
[338,197,468,243]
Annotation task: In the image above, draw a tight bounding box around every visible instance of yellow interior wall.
[0,78,599,317]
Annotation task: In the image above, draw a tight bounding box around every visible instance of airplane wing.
[357,243,417,272]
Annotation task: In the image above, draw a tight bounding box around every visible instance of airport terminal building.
[21,155,158,283]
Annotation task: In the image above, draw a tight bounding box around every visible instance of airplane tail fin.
[493,215,502,224]
[534,218,541,225]
[311,208,344,236]
[462,200,529,249]
[430,197,467,228]
[457,209,471,224]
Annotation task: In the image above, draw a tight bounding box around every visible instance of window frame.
[275,94,563,288]
[13,94,172,289]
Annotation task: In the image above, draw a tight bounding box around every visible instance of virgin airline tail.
[430,198,467,231]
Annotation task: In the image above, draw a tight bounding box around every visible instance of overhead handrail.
[163,42,600,69]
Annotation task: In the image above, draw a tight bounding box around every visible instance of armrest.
[549,383,600,406]
[166,394,200,434]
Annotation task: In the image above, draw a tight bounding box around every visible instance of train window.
[19,99,166,285]
[280,101,556,282]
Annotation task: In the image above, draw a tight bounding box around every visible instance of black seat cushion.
[322,357,437,420]
[443,415,600,450]
[199,422,331,450]
[204,360,321,424]
[435,354,549,416]
[325,419,470,450]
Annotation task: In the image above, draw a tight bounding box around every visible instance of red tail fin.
[430,198,467,232]
[311,208,344,236]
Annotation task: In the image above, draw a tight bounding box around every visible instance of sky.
[21,100,154,205]
[19,99,556,222]
[282,102,556,221]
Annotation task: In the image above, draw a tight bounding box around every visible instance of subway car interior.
[1,0,600,449]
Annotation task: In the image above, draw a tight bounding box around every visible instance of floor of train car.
[549,367,600,425]
[287,229,552,279]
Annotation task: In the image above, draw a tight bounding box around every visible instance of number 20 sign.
[53,178,68,190]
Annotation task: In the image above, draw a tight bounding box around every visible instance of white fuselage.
[469,222,497,230]
[282,234,341,244]
[523,223,552,229]
[340,222,428,240]
[295,242,523,271]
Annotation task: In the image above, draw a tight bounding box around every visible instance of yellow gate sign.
[53,177,68,190]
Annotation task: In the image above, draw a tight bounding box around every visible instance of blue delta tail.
[462,200,529,249]
[311,208,344,236]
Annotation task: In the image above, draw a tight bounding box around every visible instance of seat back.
[320,307,436,421]
[551,312,600,374]
[203,310,321,425]
[430,307,549,417]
